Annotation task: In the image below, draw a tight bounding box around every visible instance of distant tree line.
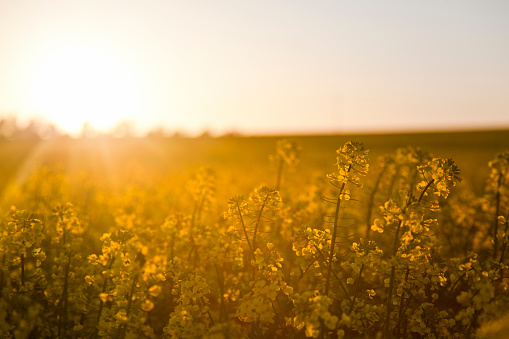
[0,117,239,140]
[0,117,57,140]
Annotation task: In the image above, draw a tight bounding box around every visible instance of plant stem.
[0,254,4,298]
[448,271,468,302]
[348,263,364,315]
[394,267,410,338]
[324,181,346,297]
[253,195,269,253]
[498,214,509,282]
[493,173,503,260]
[418,179,435,203]
[93,256,115,339]
[366,165,387,240]
[118,273,139,339]
[314,245,351,303]
[201,296,215,326]
[58,255,72,338]
[215,264,225,322]
[236,202,254,259]
[126,275,138,317]
[20,253,25,290]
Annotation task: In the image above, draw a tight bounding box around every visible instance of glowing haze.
[0,0,508,136]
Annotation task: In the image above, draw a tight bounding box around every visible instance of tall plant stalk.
[324,174,349,296]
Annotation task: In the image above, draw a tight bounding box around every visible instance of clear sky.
[0,0,508,136]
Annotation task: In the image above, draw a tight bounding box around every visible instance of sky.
[0,0,508,136]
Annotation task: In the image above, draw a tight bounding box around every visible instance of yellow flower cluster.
[327,141,369,188]
[164,274,211,338]
[293,227,331,261]
[273,138,302,169]
[292,290,338,338]
[270,138,302,191]
[236,244,292,325]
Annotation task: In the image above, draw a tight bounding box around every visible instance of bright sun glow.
[26,43,141,135]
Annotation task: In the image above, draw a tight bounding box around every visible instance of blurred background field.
[2,129,508,203]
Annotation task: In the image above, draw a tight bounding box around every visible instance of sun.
[26,43,142,135]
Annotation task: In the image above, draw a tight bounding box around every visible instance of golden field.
[0,129,508,338]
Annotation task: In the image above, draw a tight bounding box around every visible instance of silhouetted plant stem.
[118,273,139,339]
[20,253,25,289]
[493,173,503,260]
[366,165,388,240]
[418,179,435,203]
[394,267,410,338]
[384,218,407,338]
[499,228,509,265]
[348,263,365,315]
[314,245,351,303]
[324,179,347,297]
[201,296,215,326]
[0,254,4,298]
[448,271,469,302]
[215,264,226,322]
[498,213,509,281]
[236,202,254,259]
[253,195,269,253]
[93,256,115,339]
[58,255,71,338]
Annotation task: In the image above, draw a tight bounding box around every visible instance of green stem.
[201,296,215,326]
[498,213,509,280]
[384,265,397,338]
[418,179,435,203]
[348,263,364,315]
[236,202,254,259]
[324,166,350,297]
[93,256,115,339]
[118,273,139,339]
[394,267,410,338]
[366,164,388,240]
[493,173,503,260]
[448,271,469,302]
[253,195,269,253]
[58,255,72,338]
[20,253,25,290]
[314,245,351,303]
[0,254,5,298]
[215,264,225,322]
[125,274,138,318]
